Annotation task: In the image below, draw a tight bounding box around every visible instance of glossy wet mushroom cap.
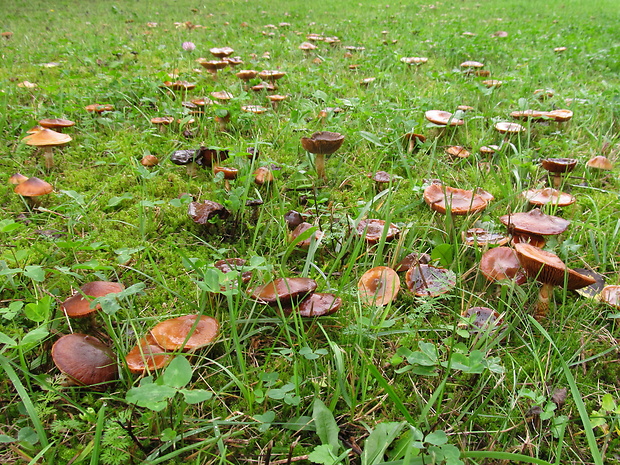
[150,314,219,352]
[52,333,118,386]
[297,293,342,317]
[500,208,570,236]
[586,156,613,170]
[460,307,503,332]
[38,118,75,130]
[423,183,488,215]
[514,243,596,290]
[249,277,318,305]
[290,222,324,248]
[521,188,576,207]
[214,258,253,283]
[463,228,509,247]
[394,252,431,272]
[188,200,229,224]
[61,281,125,318]
[358,266,400,306]
[14,176,53,197]
[600,285,620,308]
[495,122,526,134]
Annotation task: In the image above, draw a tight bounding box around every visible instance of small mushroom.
[463,228,510,247]
[125,335,172,374]
[586,155,613,171]
[521,188,576,207]
[301,131,345,180]
[402,132,426,153]
[14,176,53,207]
[85,104,114,113]
[188,200,229,224]
[356,219,400,243]
[425,110,463,126]
[445,145,470,159]
[358,266,400,306]
[150,314,219,352]
[297,293,342,317]
[290,222,324,248]
[199,60,229,78]
[423,183,488,215]
[38,118,75,132]
[495,122,526,134]
[151,116,174,133]
[479,247,526,284]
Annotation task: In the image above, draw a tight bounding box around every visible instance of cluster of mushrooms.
[52,281,219,386]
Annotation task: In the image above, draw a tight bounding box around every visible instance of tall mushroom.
[300,131,345,180]
[21,128,72,169]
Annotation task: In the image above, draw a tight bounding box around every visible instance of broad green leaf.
[20,326,49,347]
[126,382,176,410]
[162,355,193,389]
[601,393,616,412]
[361,422,405,465]
[0,331,17,347]
[308,444,340,465]
[424,430,448,446]
[313,398,340,454]
[179,388,213,404]
[23,296,52,322]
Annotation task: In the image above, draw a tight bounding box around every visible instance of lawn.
[1,0,620,463]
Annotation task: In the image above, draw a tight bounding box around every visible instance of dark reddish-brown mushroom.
[301,131,345,180]
[522,188,576,207]
[423,183,489,215]
[290,222,324,248]
[406,264,456,297]
[52,333,118,387]
[125,335,172,374]
[479,247,526,284]
[297,293,342,317]
[356,219,400,243]
[541,158,578,188]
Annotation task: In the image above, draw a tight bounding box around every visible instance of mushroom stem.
[315,154,326,180]
[534,282,553,321]
[42,146,54,169]
[408,139,415,153]
[551,174,562,189]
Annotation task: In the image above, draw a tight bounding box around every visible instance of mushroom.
[445,145,470,159]
[9,173,29,185]
[258,70,286,82]
[290,222,324,248]
[299,42,317,53]
[394,252,431,272]
[400,56,428,65]
[479,247,527,284]
[214,258,253,284]
[52,333,118,387]
[494,122,526,134]
[249,277,318,305]
[125,335,172,374]
[540,158,578,188]
[405,264,456,297]
[61,281,125,318]
[500,208,569,246]
[463,228,510,247]
[267,94,288,110]
[210,47,234,58]
[141,154,159,167]
[546,109,573,123]
[600,286,620,308]
[236,69,259,85]
[521,188,576,207]
[356,219,400,243]
[358,266,400,306]
[151,116,174,133]
[241,105,269,114]
[586,155,613,171]
[188,200,229,225]
[38,118,75,132]
[199,60,229,78]
[14,176,53,207]
[150,314,219,352]
[425,110,464,126]
[423,183,489,215]
[482,80,503,88]
[459,307,504,334]
[296,293,342,317]
[514,243,596,320]
[300,131,345,180]
[21,128,72,169]
[85,104,114,113]
[510,109,548,121]
[402,132,426,153]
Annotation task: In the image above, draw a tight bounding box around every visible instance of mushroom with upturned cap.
[358,266,400,306]
[301,131,345,180]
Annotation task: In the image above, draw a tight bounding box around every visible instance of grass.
[1,0,620,463]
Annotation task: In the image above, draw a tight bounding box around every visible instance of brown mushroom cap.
[210,91,234,101]
[514,243,596,290]
[61,281,125,318]
[510,109,548,121]
[301,131,345,155]
[546,109,573,122]
[188,200,229,224]
[9,173,29,185]
[249,277,318,304]
[460,307,503,332]
[297,293,342,317]
[213,166,239,180]
[52,333,118,386]
[479,247,526,284]
[358,266,400,306]
[85,104,114,113]
[199,60,229,72]
[151,116,174,125]
[500,208,570,236]
[14,177,53,197]
[423,183,488,215]
[425,110,464,126]
[356,219,400,243]
[210,47,234,58]
[541,158,578,173]
[241,105,268,114]
[405,264,456,297]
[236,69,259,81]
[401,56,428,65]
[290,222,324,248]
[521,188,576,207]
[445,145,470,158]
[22,128,72,147]
[214,258,253,284]
[495,122,526,134]
[463,228,510,247]
[586,156,613,170]
[125,335,172,374]
[258,70,286,81]
[38,118,75,129]
[394,252,431,272]
[150,314,219,352]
